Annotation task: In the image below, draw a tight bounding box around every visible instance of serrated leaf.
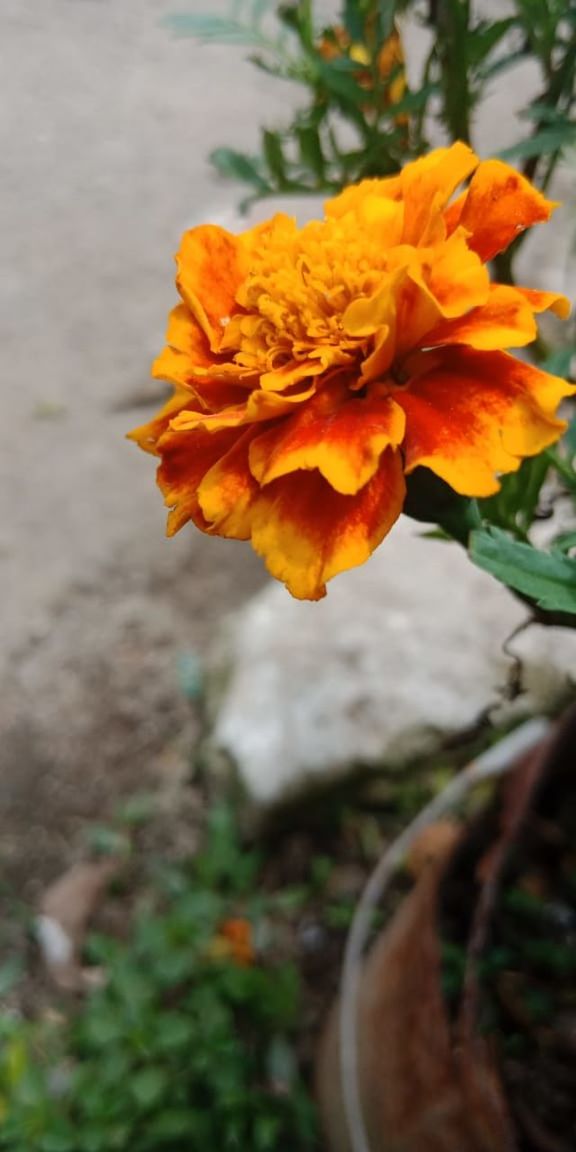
[467,17,516,69]
[520,102,576,124]
[404,468,481,544]
[312,56,365,105]
[500,124,576,162]
[470,527,576,615]
[296,124,325,179]
[479,452,550,535]
[164,14,257,44]
[210,147,270,191]
[262,130,287,184]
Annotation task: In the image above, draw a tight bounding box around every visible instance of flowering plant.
[130,142,575,615]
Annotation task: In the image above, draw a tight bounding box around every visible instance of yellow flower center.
[225,211,397,378]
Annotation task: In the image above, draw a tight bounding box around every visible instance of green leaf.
[262,130,287,184]
[210,147,270,192]
[155,1013,194,1052]
[164,14,258,44]
[467,17,517,69]
[470,527,576,615]
[553,530,576,555]
[0,958,23,998]
[342,0,364,42]
[130,1066,169,1109]
[376,0,397,41]
[312,56,366,106]
[404,468,481,545]
[500,123,576,162]
[296,124,325,180]
[479,452,550,536]
[520,102,576,124]
[540,347,574,379]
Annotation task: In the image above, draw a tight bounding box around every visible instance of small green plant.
[0,808,317,1152]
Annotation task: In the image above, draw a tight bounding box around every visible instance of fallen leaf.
[36,858,121,991]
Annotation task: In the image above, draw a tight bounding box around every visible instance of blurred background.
[1,3,576,1149]
[1,0,308,899]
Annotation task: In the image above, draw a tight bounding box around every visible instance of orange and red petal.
[175,225,250,351]
[127,386,194,456]
[326,174,403,220]
[248,384,405,495]
[389,238,489,360]
[399,347,573,497]
[514,286,571,320]
[151,303,216,389]
[196,429,258,540]
[170,384,317,434]
[425,284,539,351]
[156,425,241,535]
[446,160,557,263]
[250,450,406,600]
[399,142,478,246]
[417,230,489,318]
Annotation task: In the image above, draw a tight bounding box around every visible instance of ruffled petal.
[390,234,490,359]
[151,304,216,388]
[425,284,538,351]
[415,230,489,317]
[175,225,250,351]
[399,142,478,246]
[515,286,571,320]
[398,347,573,496]
[326,174,403,219]
[170,384,317,433]
[196,430,258,539]
[127,387,193,456]
[250,451,406,599]
[445,160,557,262]
[156,425,240,534]
[249,383,405,494]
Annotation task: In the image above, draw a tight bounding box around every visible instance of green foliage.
[0,808,317,1152]
[470,527,576,617]
[166,0,576,207]
[468,407,576,622]
[403,469,481,546]
[166,0,427,203]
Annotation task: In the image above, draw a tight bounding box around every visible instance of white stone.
[212,518,576,807]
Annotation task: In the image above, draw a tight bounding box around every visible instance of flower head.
[130,143,572,600]
[318,22,406,110]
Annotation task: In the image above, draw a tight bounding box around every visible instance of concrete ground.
[1,0,297,896]
[1,1,574,899]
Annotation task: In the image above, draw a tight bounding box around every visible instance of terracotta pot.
[317,707,576,1152]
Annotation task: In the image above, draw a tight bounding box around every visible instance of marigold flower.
[130,143,573,600]
[209,918,255,966]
